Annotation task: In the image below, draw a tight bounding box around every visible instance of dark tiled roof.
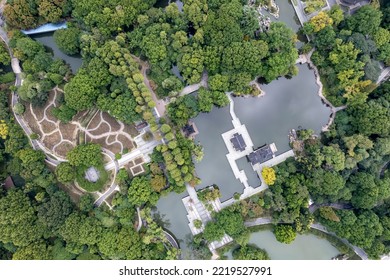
[248,144,274,165]
[183,124,195,137]
[135,121,148,130]
[230,133,246,152]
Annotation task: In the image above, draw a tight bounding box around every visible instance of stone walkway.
[179,71,208,96]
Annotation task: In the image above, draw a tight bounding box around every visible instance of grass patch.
[76,164,109,192]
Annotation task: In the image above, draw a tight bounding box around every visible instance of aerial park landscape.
[0,0,389,261]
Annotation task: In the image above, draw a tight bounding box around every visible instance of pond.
[268,0,302,32]
[193,106,244,202]
[225,230,340,260]
[193,64,331,201]
[31,32,83,73]
[261,0,306,46]
[154,191,194,258]
[234,64,331,154]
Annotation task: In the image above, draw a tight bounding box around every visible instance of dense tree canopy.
[233,244,269,260]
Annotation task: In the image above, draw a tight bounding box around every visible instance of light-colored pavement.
[377,67,390,85]
[308,202,353,214]
[179,71,208,96]
[95,139,161,206]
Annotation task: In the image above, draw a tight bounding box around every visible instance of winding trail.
[178,71,208,96]
[163,230,180,249]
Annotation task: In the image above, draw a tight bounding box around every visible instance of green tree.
[274,225,297,244]
[328,5,344,26]
[3,0,39,29]
[349,172,385,209]
[55,162,75,184]
[349,99,390,137]
[0,190,43,247]
[346,5,382,37]
[203,222,225,242]
[67,143,103,168]
[197,88,213,112]
[259,22,298,82]
[37,191,74,233]
[0,43,11,66]
[322,144,346,172]
[307,169,346,203]
[64,72,100,111]
[215,207,246,239]
[54,27,81,55]
[232,244,269,260]
[127,176,159,206]
[13,241,51,260]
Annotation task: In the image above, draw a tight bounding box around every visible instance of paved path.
[179,72,208,96]
[377,67,390,85]
[131,55,166,117]
[136,207,142,232]
[95,139,160,206]
[245,218,368,260]
[163,230,180,249]
[308,202,353,214]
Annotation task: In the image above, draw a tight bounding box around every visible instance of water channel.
[31,32,82,73]
[225,230,340,260]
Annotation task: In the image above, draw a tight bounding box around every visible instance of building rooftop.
[3,176,15,190]
[247,144,274,165]
[230,133,246,152]
[182,122,199,139]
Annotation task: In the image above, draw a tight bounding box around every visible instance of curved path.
[244,218,368,260]
[179,71,208,96]
[163,230,180,249]
[308,202,353,214]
